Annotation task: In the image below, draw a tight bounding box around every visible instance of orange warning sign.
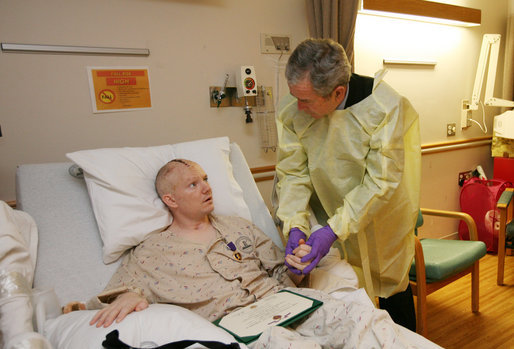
[88,67,151,112]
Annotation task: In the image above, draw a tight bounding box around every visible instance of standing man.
[275,38,421,331]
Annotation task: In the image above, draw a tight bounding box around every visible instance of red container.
[494,157,514,182]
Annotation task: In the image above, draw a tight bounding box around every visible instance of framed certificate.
[214,290,323,344]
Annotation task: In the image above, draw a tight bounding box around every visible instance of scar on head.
[169,159,191,167]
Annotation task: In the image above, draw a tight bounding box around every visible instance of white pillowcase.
[44,304,244,349]
[66,137,251,264]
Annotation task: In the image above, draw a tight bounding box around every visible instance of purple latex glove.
[285,228,307,275]
[301,225,337,274]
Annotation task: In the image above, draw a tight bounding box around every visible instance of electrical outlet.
[458,170,473,186]
[260,33,291,54]
[447,123,456,136]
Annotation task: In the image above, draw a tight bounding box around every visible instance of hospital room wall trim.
[420,136,492,154]
[5,134,494,209]
[249,136,494,182]
[4,134,493,209]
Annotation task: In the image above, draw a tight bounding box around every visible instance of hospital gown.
[90,214,439,348]
[92,214,294,322]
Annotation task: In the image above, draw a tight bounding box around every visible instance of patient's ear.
[161,193,178,209]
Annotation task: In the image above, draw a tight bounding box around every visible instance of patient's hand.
[285,241,312,272]
[89,291,148,328]
[285,240,312,285]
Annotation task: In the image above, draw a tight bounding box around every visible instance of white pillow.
[44,304,244,349]
[66,137,251,264]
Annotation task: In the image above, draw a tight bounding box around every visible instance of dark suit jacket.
[345,73,374,109]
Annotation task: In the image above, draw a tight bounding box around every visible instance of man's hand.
[285,228,307,275]
[285,240,311,285]
[301,225,337,274]
[89,292,148,328]
[285,241,311,271]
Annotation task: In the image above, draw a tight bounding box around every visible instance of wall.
[418,145,494,238]
[355,0,509,145]
[0,0,308,201]
[354,0,509,238]
[0,0,510,239]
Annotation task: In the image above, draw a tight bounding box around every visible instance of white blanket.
[249,251,442,349]
[253,288,441,349]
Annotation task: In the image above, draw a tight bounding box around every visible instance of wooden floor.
[422,253,514,349]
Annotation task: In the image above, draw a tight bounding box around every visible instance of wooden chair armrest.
[497,188,514,229]
[420,208,478,241]
[497,188,513,208]
[413,236,426,280]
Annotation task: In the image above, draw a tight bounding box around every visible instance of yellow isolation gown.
[275,71,421,298]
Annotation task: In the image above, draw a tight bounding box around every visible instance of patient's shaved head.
[155,159,196,198]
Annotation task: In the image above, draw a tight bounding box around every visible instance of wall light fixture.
[360,0,481,27]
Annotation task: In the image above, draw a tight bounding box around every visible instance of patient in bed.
[73,159,419,348]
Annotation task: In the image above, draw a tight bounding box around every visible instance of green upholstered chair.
[497,188,514,286]
[409,208,487,337]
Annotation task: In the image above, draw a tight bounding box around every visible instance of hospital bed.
[4,137,442,348]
